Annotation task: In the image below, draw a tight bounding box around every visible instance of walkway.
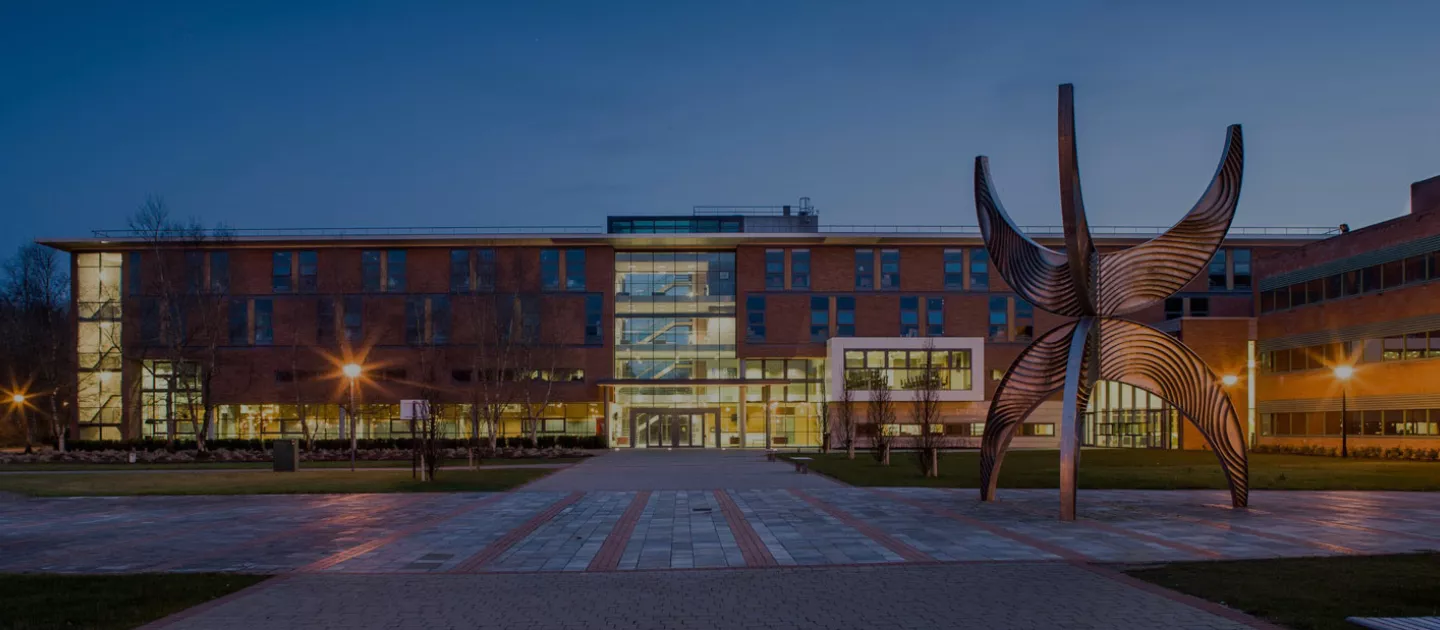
[521,448,840,491]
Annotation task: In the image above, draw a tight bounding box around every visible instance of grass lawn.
[784,449,1440,491]
[1126,553,1440,630]
[0,468,553,497]
[0,573,268,630]
[0,457,582,472]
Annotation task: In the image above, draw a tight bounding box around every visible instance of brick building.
[43,205,1334,451]
[1255,175,1440,450]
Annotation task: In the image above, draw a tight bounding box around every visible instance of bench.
[1348,618,1440,629]
[791,457,813,474]
[765,450,778,462]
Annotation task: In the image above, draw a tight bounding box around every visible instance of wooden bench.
[1348,617,1440,629]
[791,457,813,474]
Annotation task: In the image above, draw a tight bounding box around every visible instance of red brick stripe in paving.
[873,489,1094,562]
[790,489,933,563]
[299,493,512,573]
[712,490,777,567]
[449,491,585,573]
[586,491,651,572]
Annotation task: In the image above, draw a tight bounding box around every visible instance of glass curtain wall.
[76,252,124,440]
[1082,380,1180,449]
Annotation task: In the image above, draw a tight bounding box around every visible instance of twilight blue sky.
[3,1,1440,255]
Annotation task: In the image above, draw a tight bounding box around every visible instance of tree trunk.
[847,437,855,460]
[195,405,213,453]
[880,442,890,466]
[928,447,939,478]
[49,394,65,453]
[21,408,33,454]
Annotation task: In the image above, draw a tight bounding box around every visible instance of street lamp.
[1221,374,1239,387]
[1334,365,1354,458]
[343,363,362,471]
[9,393,28,455]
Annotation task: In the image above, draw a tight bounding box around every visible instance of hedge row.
[63,435,609,452]
[1252,443,1440,461]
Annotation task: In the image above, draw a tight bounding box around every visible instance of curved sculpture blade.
[1097,125,1244,315]
[1058,83,1099,314]
[980,321,1086,501]
[1095,318,1250,507]
[975,156,1089,317]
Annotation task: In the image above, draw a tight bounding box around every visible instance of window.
[854,249,873,289]
[343,296,363,342]
[272,252,293,293]
[540,249,561,291]
[1014,299,1034,341]
[1020,423,1056,437]
[1404,255,1428,285]
[228,300,248,345]
[361,251,382,292]
[900,296,919,337]
[842,349,973,391]
[1165,297,1184,319]
[584,294,603,345]
[1190,297,1210,317]
[1232,249,1251,289]
[565,249,586,291]
[970,250,989,290]
[317,299,335,344]
[880,249,900,289]
[791,250,810,290]
[765,250,785,290]
[185,251,204,293]
[1324,275,1341,303]
[254,299,273,345]
[386,250,406,291]
[835,296,855,337]
[405,296,450,345]
[1341,270,1360,296]
[944,249,964,290]
[209,252,229,293]
[746,296,766,343]
[988,296,1008,341]
[476,248,496,291]
[810,296,829,343]
[128,252,142,296]
[1382,259,1404,290]
[1361,265,1380,294]
[228,299,273,346]
[450,249,470,292]
[926,297,944,336]
[1208,250,1227,289]
[297,251,317,292]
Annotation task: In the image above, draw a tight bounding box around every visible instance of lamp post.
[1334,365,1354,458]
[342,363,362,471]
[11,394,29,455]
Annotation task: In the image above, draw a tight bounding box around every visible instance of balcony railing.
[88,224,1339,239]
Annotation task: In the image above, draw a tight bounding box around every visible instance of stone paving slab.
[522,449,841,491]
[149,563,1264,630]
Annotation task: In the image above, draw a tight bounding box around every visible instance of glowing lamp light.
[11,394,24,404]
[342,363,363,379]
[1333,365,1355,381]
[1221,375,1238,387]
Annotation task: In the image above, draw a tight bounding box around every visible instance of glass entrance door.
[633,409,713,448]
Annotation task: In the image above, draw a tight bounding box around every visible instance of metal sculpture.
[976,84,1249,519]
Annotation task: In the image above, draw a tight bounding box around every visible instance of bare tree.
[1,244,70,451]
[129,197,233,452]
[815,371,833,454]
[839,372,860,460]
[518,327,560,445]
[908,341,945,478]
[459,291,525,459]
[408,343,447,482]
[866,373,896,466]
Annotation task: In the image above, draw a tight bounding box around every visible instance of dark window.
[385,250,406,292]
[204,251,227,294]
[317,299,335,344]
[452,369,473,383]
[184,251,204,293]
[1324,274,1341,302]
[1404,255,1428,285]
[1274,285,1291,310]
[926,297,944,336]
[297,251,317,292]
[791,250,810,289]
[1014,299,1034,341]
[1232,249,1251,289]
[540,249,560,291]
[835,296,855,337]
[970,250,989,290]
[432,296,450,344]
[128,252,142,296]
[1429,330,1440,358]
[253,299,273,345]
[765,250,784,290]
[1341,270,1360,296]
[476,249,495,292]
[1361,265,1380,293]
[854,249,873,289]
[988,296,1008,341]
[361,250,382,292]
[943,249,964,290]
[1362,410,1382,436]
[228,299,248,345]
[1306,278,1325,305]
[519,295,541,343]
[272,252,293,293]
[343,296,363,342]
[140,298,160,344]
[1190,297,1210,317]
[810,296,829,342]
[1260,290,1275,313]
[900,296,919,338]
[1164,297,1184,319]
[1382,259,1404,290]
[1208,250,1227,289]
[275,370,295,383]
[565,249,586,291]
[584,294,603,345]
[450,249,471,292]
[879,249,900,290]
[746,296,766,343]
[406,297,426,345]
[1291,282,1309,307]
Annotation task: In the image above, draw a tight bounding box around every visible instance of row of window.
[744,295,1033,343]
[842,349,975,391]
[760,248,992,292]
[1261,330,1440,374]
[1262,410,1440,437]
[1261,250,1440,313]
[1207,249,1253,291]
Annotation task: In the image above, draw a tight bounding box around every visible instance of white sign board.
[400,400,432,420]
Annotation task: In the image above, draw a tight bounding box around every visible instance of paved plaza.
[2,450,1437,628]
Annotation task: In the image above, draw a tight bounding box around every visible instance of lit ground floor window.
[208,402,604,441]
[607,384,823,449]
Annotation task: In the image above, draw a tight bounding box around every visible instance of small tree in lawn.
[866,373,896,466]
[409,343,446,482]
[814,370,834,454]
[907,341,945,478]
[839,372,860,460]
[1,244,70,452]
